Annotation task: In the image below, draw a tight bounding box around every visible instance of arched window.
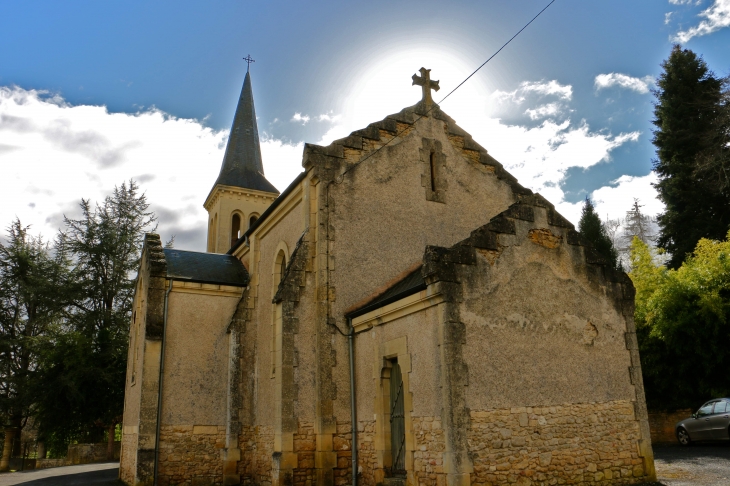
[272,248,288,377]
[249,214,259,229]
[275,249,287,287]
[231,213,242,248]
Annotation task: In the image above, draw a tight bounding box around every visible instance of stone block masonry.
[468,400,650,485]
[157,425,226,486]
[239,424,274,485]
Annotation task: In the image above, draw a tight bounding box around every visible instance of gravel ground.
[654,442,730,486]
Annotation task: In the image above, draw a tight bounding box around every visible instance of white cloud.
[317,112,341,123]
[669,0,701,5]
[665,12,674,24]
[0,86,302,251]
[591,173,663,219]
[674,0,730,42]
[0,73,663,252]
[594,73,655,94]
[524,103,564,120]
[492,80,572,104]
[291,112,310,125]
[555,173,662,233]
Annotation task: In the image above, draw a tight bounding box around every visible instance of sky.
[1,0,730,250]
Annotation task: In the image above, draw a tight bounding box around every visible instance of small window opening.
[231,213,241,248]
[249,215,258,228]
[280,256,287,284]
[429,151,437,192]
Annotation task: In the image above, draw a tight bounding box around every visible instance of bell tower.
[204,60,279,253]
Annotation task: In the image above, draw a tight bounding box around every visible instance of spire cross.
[243,54,255,72]
[412,67,440,106]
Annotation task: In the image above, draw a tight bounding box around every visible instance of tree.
[34,181,155,457]
[694,77,730,208]
[630,233,730,410]
[0,220,69,469]
[578,197,621,271]
[652,45,729,268]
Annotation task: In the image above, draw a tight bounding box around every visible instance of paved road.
[654,442,730,486]
[0,462,119,485]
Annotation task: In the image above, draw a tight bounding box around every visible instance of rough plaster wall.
[461,215,635,410]
[121,254,152,484]
[252,200,303,427]
[295,272,317,422]
[161,291,240,425]
[123,270,149,432]
[331,116,513,316]
[330,115,514,419]
[355,307,441,421]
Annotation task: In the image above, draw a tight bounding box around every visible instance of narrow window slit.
[429,151,436,192]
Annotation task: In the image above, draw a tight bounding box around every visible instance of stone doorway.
[388,359,406,477]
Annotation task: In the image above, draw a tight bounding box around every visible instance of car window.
[698,402,715,416]
[716,401,728,413]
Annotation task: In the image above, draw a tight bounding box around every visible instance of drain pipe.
[347,317,358,486]
[154,278,173,485]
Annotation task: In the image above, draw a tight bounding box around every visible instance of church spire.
[214,67,278,193]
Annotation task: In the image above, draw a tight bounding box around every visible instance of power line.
[335,0,556,183]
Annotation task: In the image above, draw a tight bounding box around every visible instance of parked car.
[676,398,730,445]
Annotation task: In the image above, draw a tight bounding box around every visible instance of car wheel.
[677,427,691,446]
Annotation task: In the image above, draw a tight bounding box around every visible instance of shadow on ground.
[12,468,120,486]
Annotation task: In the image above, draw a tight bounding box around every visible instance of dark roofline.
[345,268,427,319]
[164,248,248,287]
[227,170,308,254]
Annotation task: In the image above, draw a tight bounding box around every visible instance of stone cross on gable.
[412,67,440,106]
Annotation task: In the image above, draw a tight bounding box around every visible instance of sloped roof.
[214,71,279,194]
[163,249,248,286]
[345,267,426,319]
[228,101,532,254]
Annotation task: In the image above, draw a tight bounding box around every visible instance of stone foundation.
[120,432,137,483]
[413,416,446,486]
[293,422,315,486]
[158,425,225,486]
[239,425,274,485]
[468,400,651,485]
[357,421,377,486]
[334,421,353,486]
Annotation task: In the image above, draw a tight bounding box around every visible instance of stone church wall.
[418,195,656,485]
[157,425,226,485]
[468,402,645,485]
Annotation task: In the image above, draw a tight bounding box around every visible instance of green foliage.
[630,233,730,410]
[0,220,69,436]
[652,45,730,268]
[32,180,156,451]
[578,197,621,271]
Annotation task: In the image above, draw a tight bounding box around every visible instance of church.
[120,66,657,486]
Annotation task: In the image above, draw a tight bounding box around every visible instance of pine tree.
[578,197,621,271]
[34,180,156,456]
[0,220,69,469]
[652,45,728,268]
[622,199,656,248]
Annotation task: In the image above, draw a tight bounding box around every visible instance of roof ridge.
[302,102,532,197]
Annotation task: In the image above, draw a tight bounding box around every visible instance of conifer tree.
[578,197,621,271]
[0,220,69,469]
[34,181,156,456]
[652,45,728,268]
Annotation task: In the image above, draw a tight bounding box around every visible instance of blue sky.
[1,0,729,250]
